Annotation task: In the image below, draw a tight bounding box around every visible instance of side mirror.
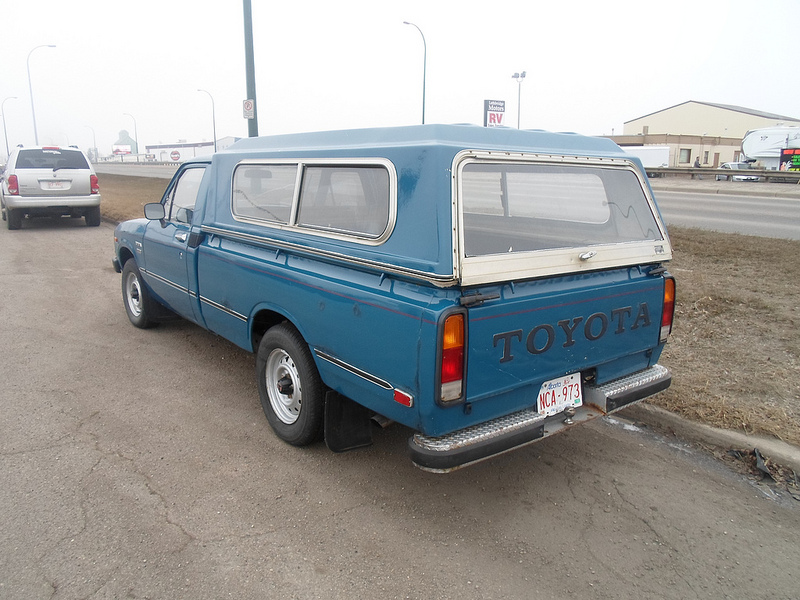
[144,203,165,221]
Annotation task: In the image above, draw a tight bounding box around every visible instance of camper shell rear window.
[460,160,663,256]
[456,152,670,285]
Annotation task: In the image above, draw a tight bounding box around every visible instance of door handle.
[175,232,188,243]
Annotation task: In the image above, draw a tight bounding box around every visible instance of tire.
[121,259,159,329]
[256,323,325,446]
[85,205,101,227]
[7,208,22,230]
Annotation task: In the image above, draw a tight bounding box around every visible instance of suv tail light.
[90,174,99,194]
[439,312,466,404]
[659,276,676,343]
[7,174,19,195]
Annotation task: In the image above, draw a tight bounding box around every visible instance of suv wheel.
[85,206,101,227]
[7,208,22,230]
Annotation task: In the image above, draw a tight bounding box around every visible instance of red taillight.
[440,313,465,403]
[660,276,675,343]
[7,174,19,195]
[90,174,99,194]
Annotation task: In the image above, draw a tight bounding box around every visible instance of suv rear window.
[15,149,89,170]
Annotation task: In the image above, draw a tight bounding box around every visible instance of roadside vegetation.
[98,174,800,446]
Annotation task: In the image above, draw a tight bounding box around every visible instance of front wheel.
[256,323,325,446]
[121,260,158,329]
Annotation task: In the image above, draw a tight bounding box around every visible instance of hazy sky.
[1,0,797,158]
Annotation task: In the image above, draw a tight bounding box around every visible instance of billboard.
[780,148,800,171]
[484,100,506,127]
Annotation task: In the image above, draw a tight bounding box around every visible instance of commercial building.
[607,101,800,168]
[144,136,240,163]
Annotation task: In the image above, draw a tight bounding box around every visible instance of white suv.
[1,146,101,230]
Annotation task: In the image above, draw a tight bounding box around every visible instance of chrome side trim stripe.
[199,296,248,322]
[141,268,198,298]
[141,268,186,294]
[315,349,393,390]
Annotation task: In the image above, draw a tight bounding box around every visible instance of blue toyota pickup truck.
[112,125,675,472]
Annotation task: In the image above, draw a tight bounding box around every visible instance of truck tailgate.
[464,267,665,412]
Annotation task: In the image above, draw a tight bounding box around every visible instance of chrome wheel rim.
[125,272,143,318]
[265,348,302,424]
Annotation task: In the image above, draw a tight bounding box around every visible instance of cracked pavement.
[1,219,799,599]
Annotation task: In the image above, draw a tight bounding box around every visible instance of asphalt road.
[2,218,799,599]
[94,163,800,240]
[653,190,800,240]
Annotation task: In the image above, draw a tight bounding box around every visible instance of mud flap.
[324,391,373,453]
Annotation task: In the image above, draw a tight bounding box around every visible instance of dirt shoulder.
[654,226,800,446]
[98,173,800,448]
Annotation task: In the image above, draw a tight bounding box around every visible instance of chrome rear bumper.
[409,365,671,473]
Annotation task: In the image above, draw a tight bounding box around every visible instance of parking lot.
[1,218,799,599]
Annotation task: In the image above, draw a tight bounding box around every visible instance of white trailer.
[741,127,800,170]
[621,146,670,176]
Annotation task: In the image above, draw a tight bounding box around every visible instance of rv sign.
[484,100,505,127]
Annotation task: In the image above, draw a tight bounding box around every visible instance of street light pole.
[512,71,526,129]
[197,89,217,152]
[403,21,427,125]
[243,0,259,137]
[84,125,97,163]
[123,113,139,161]
[2,96,18,157]
[27,44,56,145]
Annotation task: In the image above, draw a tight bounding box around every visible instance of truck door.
[142,165,207,323]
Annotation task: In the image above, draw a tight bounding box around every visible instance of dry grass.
[655,227,800,446]
[99,174,800,446]
[99,174,168,223]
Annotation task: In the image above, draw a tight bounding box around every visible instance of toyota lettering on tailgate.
[492,302,652,363]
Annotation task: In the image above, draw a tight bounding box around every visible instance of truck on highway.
[112,125,675,472]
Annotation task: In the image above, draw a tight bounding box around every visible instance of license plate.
[537,373,582,416]
[46,181,65,190]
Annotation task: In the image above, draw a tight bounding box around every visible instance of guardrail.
[645,167,800,184]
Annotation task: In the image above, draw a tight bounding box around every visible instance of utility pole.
[243,0,258,137]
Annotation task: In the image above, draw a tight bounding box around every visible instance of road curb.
[620,403,800,473]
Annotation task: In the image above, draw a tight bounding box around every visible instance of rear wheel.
[121,260,159,329]
[256,323,325,446]
[7,208,22,230]
[85,206,101,227]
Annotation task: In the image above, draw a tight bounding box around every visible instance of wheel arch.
[117,246,136,268]
[251,308,302,353]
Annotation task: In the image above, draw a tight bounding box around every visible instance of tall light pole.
[84,125,97,163]
[403,21,427,125]
[27,44,56,145]
[243,0,258,137]
[197,89,217,152]
[512,71,526,129]
[123,113,138,159]
[2,96,17,157]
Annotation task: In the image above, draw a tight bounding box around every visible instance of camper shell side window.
[231,158,396,244]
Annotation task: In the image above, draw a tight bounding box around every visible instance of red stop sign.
[170,150,181,161]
